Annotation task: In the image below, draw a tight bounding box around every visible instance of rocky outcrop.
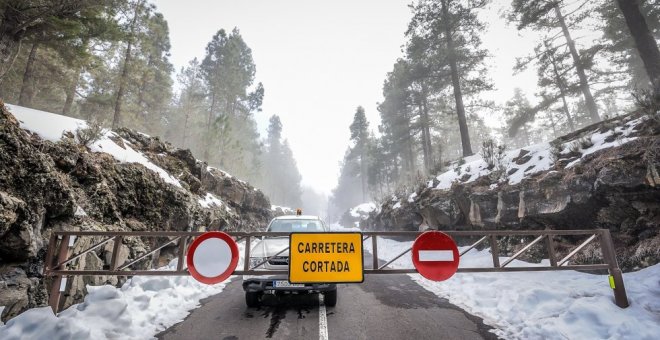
[362,113,660,271]
[0,104,272,321]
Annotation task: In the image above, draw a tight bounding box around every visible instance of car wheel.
[323,289,337,307]
[246,292,260,308]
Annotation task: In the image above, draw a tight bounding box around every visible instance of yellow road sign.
[289,232,364,283]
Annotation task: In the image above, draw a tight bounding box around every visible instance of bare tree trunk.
[546,44,576,131]
[0,6,23,83]
[112,40,132,129]
[204,92,216,160]
[62,66,81,115]
[182,107,190,148]
[554,5,600,123]
[422,91,433,168]
[18,42,38,106]
[442,0,473,157]
[522,125,530,146]
[360,143,368,202]
[547,110,558,138]
[405,110,417,184]
[418,100,430,173]
[616,0,660,99]
[112,0,143,130]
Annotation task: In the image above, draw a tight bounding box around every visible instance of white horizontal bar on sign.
[419,250,454,262]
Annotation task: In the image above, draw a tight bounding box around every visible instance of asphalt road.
[157,256,499,340]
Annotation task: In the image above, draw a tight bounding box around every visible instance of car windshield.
[267,219,324,232]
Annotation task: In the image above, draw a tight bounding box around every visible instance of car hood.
[250,237,290,258]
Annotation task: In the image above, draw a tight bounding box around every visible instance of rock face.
[362,113,660,271]
[0,105,272,321]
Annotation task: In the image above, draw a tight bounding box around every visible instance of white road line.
[419,250,454,261]
[319,294,329,340]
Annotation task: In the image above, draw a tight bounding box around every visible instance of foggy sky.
[155,0,540,195]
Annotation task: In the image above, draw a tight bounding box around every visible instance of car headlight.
[249,257,267,269]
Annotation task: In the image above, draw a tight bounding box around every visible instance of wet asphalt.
[157,254,500,340]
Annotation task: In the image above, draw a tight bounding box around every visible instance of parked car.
[241,213,337,307]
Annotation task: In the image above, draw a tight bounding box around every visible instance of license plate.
[274,280,305,288]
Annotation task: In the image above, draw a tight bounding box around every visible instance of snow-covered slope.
[3,104,264,215]
[0,104,274,322]
[7,104,182,188]
[432,116,643,191]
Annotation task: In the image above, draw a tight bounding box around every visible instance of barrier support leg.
[48,235,70,314]
[600,230,629,308]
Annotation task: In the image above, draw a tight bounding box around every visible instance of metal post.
[599,230,629,308]
[176,236,188,272]
[371,235,378,270]
[243,235,251,271]
[489,235,500,268]
[546,234,558,267]
[48,235,70,313]
[110,236,123,270]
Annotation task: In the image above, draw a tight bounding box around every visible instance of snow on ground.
[328,223,361,231]
[1,233,657,339]
[434,117,644,190]
[0,242,246,340]
[565,119,639,168]
[6,104,181,188]
[349,202,378,218]
[364,238,660,340]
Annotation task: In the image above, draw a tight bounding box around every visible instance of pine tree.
[328,148,363,222]
[599,0,659,92]
[407,0,492,157]
[167,58,206,148]
[510,40,579,136]
[613,0,660,99]
[509,0,601,122]
[112,0,146,129]
[504,89,536,148]
[200,28,256,161]
[261,115,302,207]
[349,106,370,202]
[0,0,110,83]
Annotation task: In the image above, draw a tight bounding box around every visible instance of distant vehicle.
[242,212,337,307]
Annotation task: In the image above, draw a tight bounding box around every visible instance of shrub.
[568,140,582,154]
[632,88,659,121]
[549,140,563,163]
[480,139,508,181]
[75,120,105,147]
[578,136,594,149]
[480,139,506,170]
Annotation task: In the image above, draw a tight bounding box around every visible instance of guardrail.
[44,229,629,312]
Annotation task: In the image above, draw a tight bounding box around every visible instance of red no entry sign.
[186,231,239,284]
[412,231,460,281]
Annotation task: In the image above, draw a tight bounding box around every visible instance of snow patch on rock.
[197,193,224,209]
[350,202,378,219]
[433,117,643,190]
[7,104,181,188]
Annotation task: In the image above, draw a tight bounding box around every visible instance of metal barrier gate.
[44,229,629,312]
